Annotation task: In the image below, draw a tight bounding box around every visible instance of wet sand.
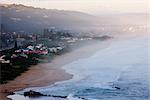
[0,40,111,100]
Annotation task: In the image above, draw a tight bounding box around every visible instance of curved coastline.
[0,39,112,100]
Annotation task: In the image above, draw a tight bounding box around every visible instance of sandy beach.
[0,40,111,100]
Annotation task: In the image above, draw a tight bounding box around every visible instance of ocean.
[8,34,150,100]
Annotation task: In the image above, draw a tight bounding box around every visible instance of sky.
[1,0,149,15]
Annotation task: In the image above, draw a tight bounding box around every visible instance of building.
[43,28,49,38]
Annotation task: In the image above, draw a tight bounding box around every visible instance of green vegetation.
[0,49,49,84]
[0,43,68,84]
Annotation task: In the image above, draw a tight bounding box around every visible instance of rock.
[51,95,67,98]
[114,86,121,90]
[24,90,69,99]
[8,92,15,95]
[24,90,44,97]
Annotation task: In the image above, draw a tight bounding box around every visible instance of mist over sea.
[8,32,150,100]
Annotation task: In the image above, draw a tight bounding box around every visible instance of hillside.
[0,4,99,33]
[0,4,149,34]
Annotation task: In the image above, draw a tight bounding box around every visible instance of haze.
[1,0,149,15]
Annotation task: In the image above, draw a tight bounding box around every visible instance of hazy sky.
[1,0,149,15]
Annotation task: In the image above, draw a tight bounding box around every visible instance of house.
[39,50,48,55]
[0,55,10,64]
[49,47,57,53]
[35,44,43,49]
[27,45,34,50]
[48,46,63,53]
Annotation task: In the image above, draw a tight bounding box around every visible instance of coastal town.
[0,1,148,100]
[0,24,111,84]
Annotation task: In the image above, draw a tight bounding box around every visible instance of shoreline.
[0,39,112,100]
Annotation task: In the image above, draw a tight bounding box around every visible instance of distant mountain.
[0,4,149,34]
[0,4,99,33]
